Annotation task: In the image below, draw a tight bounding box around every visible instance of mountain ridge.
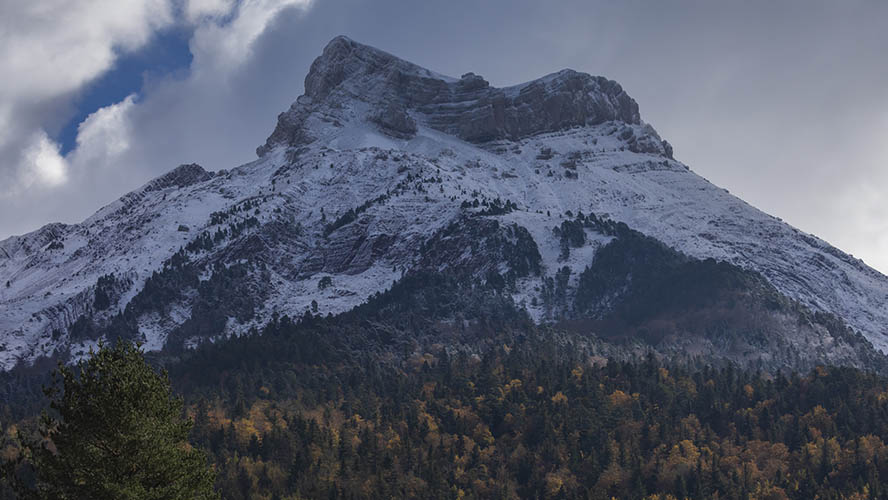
[259,36,654,154]
[1,35,886,372]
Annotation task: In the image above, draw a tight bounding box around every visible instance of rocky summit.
[260,36,647,151]
[1,36,887,372]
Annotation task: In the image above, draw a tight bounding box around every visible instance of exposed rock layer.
[259,36,643,154]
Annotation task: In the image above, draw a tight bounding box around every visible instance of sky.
[1,0,886,274]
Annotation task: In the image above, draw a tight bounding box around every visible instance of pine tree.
[7,342,218,500]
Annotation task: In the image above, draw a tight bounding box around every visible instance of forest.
[7,319,888,498]
[178,337,888,499]
[2,263,888,499]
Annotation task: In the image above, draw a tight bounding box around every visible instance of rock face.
[2,36,888,373]
[371,103,417,138]
[422,69,641,143]
[259,36,645,154]
[143,164,213,192]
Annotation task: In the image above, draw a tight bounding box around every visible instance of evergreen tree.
[6,342,218,500]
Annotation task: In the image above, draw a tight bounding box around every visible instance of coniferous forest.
[5,307,888,499]
[168,339,888,499]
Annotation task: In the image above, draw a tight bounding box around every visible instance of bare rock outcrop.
[259,36,643,154]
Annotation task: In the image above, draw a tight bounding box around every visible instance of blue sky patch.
[56,26,194,155]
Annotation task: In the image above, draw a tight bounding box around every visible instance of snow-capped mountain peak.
[259,36,658,155]
[1,36,886,372]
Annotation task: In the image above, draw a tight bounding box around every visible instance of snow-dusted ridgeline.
[1,36,886,370]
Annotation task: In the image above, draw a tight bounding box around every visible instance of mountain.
[1,36,887,373]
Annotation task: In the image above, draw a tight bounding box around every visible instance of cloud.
[828,117,888,272]
[0,0,312,237]
[0,0,172,101]
[190,0,313,73]
[73,95,137,164]
[18,132,68,192]
[0,131,66,200]
[0,0,174,200]
[185,0,236,22]
[74,0,315,183]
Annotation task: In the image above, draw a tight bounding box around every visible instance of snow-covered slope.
[1,36,886,371]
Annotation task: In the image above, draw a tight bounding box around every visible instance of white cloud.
[0,0,319,235]
[0,0,174,205]
[73,95,137,163]
[189,0,313,74]
[0,0,172,101]
[0,0,313,239]
[5,132,69,197]
[185,0,236,22]
[27,135,68,188]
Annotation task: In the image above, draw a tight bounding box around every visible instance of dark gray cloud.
[2,0,886,272]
